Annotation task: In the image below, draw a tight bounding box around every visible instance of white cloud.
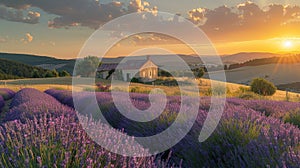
[0,0,156,29]
[0,5,40,24]
[21,33,33,43]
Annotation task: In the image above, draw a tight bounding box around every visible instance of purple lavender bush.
[0,88,15,100]
[45,89,74,107]
[0,114,175,167]
[45,89,300,167]
[5,88,76,123]
[226,98,300,118]
[0,96,4,111]
[1,88,178,167]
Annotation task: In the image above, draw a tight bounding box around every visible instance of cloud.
[0,5,40,24]
[188,8,207,25]
[126,33,177,46]
[188,2,300,41]
[21,33,33,43]
[0,0,156,29]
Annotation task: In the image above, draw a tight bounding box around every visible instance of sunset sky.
[0,0,300,58]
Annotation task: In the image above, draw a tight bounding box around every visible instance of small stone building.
[97,57,158,82]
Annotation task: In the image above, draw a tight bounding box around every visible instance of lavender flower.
[0,88,15,100]
[45,89,300,167]
[0,95,4,111]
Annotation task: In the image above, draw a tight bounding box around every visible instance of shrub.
[250,78,276,96]
[59,70,71,77]
[238,92,259,100]
[0,88,15,100]
[0,95,4,111]
[283,109,300,128]
[131,77,140,83]
[207,85,229,96]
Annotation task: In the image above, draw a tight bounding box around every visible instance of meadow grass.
[1,77,300,101]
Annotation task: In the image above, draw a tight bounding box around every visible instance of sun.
[282,40,293,49]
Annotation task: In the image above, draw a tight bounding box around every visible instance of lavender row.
[5,88,76,122]
[0,114,175,167]
[45,89,300,167]
[227,98,300,118]
[0,96,4,111]
[0,88,15,100]
[1,88,177,167]
[45,89,74,107]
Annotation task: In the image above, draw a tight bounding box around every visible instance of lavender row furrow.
[45,89,300,167]
[1,88,176,167]
[0,88,15,100]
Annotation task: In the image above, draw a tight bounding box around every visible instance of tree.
[59,70,71,77]
[250,78,277,96]
[75,56,100,77]
[32,69,41,78]
[52,69,59,77]
[193,68,205,78]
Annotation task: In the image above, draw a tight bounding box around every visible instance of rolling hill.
[0,53,76,74]
[0,58,57,80]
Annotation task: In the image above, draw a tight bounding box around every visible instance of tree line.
[0,59,70,80]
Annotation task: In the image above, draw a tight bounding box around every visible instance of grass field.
[0,77,299,102]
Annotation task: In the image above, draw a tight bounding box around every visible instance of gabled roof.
[97,63,118,71]
[118,60,148,70]
[98,59,157,71]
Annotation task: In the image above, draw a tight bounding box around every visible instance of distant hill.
[1,52,299,74]
[0,53,76,74]
[0,58,57,80]
[228,54,300,69]
[221,52,283,64]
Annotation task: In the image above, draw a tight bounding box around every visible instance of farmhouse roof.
[98,58,157,71]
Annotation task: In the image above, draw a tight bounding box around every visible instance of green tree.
[59,70,71,77]
[52,69,59,77]
[32,69,41,78]
[45,71,55,78]
[250,78,277,96]
[75,56,100,77]
[193,68,205,78]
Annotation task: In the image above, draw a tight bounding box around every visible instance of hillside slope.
[0,58,55,80]
[0,53,75,73]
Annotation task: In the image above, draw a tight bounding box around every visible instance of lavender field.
[0,88,300,167]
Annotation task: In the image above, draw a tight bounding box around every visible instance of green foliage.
[159,69,172,77]
[0,59,52,80]
[232,86,259,100]
[52,69,59,77]
[0,53,75,74]
[250,78,277,96]
[32,69,42,78]
[284,109,300,128]
[207,84,229,96]
[130,77,140,83]
[75,56,100,77]
[154,77,178,86]
[238,92,259,100]
[192,68,205,78]
[59,70,70,77]
[44,70,59,78]
[130,87,151,94]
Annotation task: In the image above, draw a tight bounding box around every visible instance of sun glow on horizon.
[282,40,294,49]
